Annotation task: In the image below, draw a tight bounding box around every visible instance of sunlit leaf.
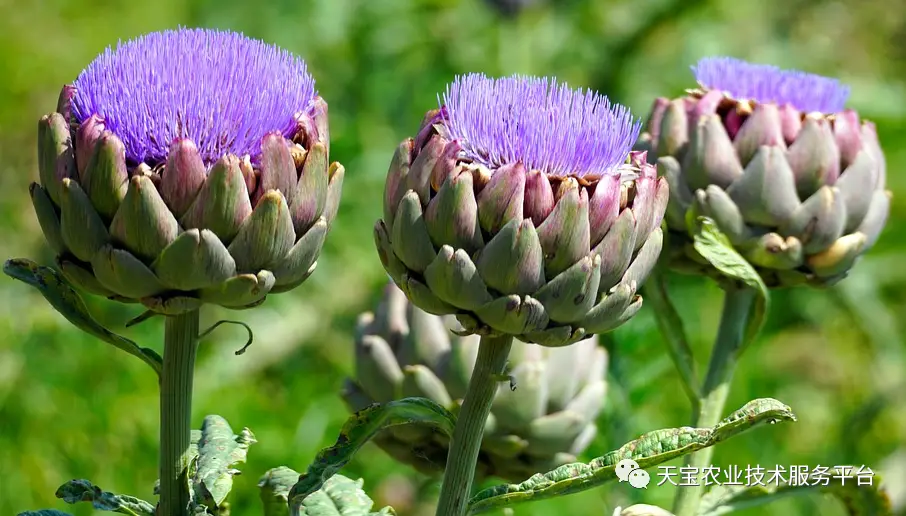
[260,466,301,516]
[191,415,257,510]
[288,397,455,509]
[687,216,769,354]
[467,398,795,514]
[2,258,162,376]
[294,474,395,516]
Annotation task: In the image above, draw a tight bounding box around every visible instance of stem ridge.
[158,310,200,516]
[435,334,513,516]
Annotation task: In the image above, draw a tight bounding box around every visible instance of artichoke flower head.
[376,74,669,348]
[32,28,344,313]
[638,57,890,288]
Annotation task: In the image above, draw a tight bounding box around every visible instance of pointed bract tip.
[168,136,198,152]
[57,85,77,120]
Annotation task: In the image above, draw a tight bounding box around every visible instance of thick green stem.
[158,310,200,516]
[435,334,513,516]
[673,287,755,516]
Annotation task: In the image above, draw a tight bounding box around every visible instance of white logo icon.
[615,459,640,482]
[629,469,651,489]
[615,458,649,489]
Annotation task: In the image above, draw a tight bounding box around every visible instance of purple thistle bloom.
[692,57,850,114]
[71,28,317,166]
[439,73,640,179]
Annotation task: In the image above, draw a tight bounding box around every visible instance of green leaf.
[260,467,301,516]
[687,216,769,354]
[17,511,75,516]
[2,258,162,377]
[191,415,257,510]
[467,398,796,514]
[288,397,455,510]
[294,474,396,516]
[55,479,155,515]
[698,467,893,515]
[642,266,701,410]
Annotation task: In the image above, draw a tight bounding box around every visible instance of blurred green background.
[1,0,904,514]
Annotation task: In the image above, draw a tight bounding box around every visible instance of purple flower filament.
[439,74,640,179]
[71,28,317,166]
[692,57,850,114]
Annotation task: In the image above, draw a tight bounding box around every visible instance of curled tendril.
[198,319,254,355]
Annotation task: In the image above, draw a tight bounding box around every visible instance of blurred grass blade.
[3,258,162,377]
[292,474,396,516]
[17,511,75,516]
[55,479,155,515]
[643,266,701,410]
[191,415,257,511]
[260,466,300,516]
[288,397,455,510]
[467,398,796,514]
[688,217,769,354]
[698,468,893,515]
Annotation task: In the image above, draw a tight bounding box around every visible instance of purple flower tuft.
[71,28,317,166]
[692,57,850,114]
[439,74,640,178]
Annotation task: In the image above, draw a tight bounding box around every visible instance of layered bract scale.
[637,57,890,288]
[32,29,344,313]
[375,74,669,347]
[342,283,607,481]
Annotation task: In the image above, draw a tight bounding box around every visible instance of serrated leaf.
[192,415,257,509]
[294,474,396,516]
[17,511,75,516]
[2,258,162,377]
[55,479,155,515]
[288,397,455,510]
[467,398,796,514]
[260,466,300,516]
[698,468,893,516]
[687,217,769,354]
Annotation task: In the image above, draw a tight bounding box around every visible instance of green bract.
[374,111,668,347]
[30,88,343,312]
[342,283,607,482]
[637,90,891,288]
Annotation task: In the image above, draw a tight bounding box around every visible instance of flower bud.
[641,57,889,288]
